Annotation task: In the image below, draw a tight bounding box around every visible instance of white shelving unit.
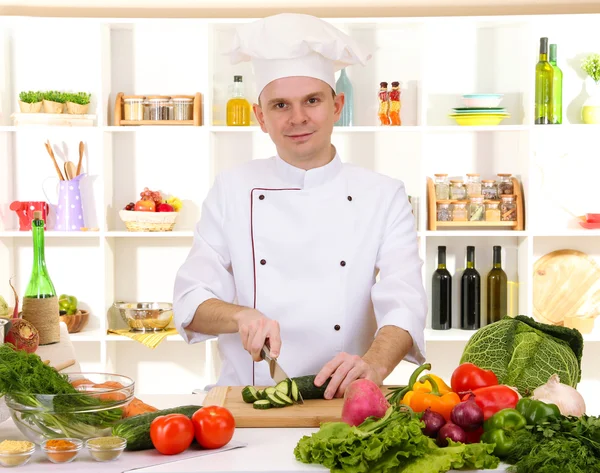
[1,14,600,394]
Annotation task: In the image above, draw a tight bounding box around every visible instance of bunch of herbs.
[65,92,91,105]
[42,90,68,103]
[18,91,43,103]
[582,53,600,84]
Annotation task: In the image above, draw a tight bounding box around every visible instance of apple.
[157,203,174,212]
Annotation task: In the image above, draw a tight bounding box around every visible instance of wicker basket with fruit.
[120,188,182,232]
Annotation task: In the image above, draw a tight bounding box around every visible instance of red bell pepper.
[451,363,498,394]
[462,385,520,421]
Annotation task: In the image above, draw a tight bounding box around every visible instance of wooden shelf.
[113,92,203,126]
[119,120,195,126]
[435,221,517,227]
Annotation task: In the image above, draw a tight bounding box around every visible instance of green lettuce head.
[460,315,583,396]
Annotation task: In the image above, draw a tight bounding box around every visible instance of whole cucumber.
[112,405,201,450]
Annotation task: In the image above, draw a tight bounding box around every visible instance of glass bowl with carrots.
[5,373,135,446]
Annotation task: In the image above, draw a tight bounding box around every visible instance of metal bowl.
[113,301,173,332]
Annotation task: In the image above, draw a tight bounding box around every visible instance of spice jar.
[0,440,35,467]
[171,96,194,120]
[434,174,450,200]
[436,200,452,221]
[450,180,467,200]
[497,173,514,195]
[122,95,145,121]
[146,96,170,121]
[485,200,501,221]
[482,180,498,200]
[468,195,485,221]
[500,195,517,221]
[86,436,127,462]
[466,173,482,198]
[452,200,468,221]
[41,438,82,464]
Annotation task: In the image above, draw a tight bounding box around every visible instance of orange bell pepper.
[401,379,461,421]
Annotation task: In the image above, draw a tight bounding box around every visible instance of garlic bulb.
[531,374,586,417]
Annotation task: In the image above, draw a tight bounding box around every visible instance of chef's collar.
[275,153,343,189]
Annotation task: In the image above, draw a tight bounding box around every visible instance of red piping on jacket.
[250,187,301,385]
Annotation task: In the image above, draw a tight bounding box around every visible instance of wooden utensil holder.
[113,92,203,126]
[427,176,524,230]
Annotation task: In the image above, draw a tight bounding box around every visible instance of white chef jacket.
[173,153,427,387]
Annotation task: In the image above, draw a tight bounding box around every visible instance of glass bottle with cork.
[452,201,468,221]
[487,245,507,325]
[465,173,482,197]
[21,210,60,345]
[549,43,563,124]
[434,174,450,200]
[497,173,514,195]
[461,245,481,330]
[500,195,517,221]
[450,180,467,200]
[432,246,452,330]
[535,37,554,125]
[481,179,498,200]
[226,75,251,126]
[485,200,501,221]
[334,68,353,126]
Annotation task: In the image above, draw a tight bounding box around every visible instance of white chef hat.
[229,13,372,97]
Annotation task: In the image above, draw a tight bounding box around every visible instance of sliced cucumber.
[290,379,299,402]
[274,391,294,406]
[253,399,272,410]
[275,379,290,396]
[242,386,260,403]
[267,392,287,408]
[264,386,277,396]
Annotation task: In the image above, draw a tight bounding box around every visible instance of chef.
[173,13,427,399]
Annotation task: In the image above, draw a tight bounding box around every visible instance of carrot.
[71,378,94,388]
[122,397,159,418]
[89,381,127,402]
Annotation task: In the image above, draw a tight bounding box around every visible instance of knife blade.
[260,343,304,404]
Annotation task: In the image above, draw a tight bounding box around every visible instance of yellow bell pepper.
[412,373,452,395]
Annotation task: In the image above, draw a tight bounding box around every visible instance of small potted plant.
[42,90,67,114]
[18,91,43,113]
[581,53,600,124]
[65,92,92,114]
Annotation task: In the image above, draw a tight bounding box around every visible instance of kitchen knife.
[260,343,304,404]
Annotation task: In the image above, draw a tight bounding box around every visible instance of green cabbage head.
[460,315,583,396]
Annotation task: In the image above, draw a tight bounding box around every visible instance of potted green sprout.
[42,90,67,114]
[18,91,43,113]
[581,53,600,124]
[65,92,92,114]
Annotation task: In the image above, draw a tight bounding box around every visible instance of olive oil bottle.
[549,43,563,124]
[461,246,481,330]
[487,246,507,325]
[535,37,554,125]
[226,75,251,126]
[432,246,452,330]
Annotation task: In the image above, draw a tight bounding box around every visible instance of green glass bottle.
[486,246,507,325]
[535,37,554,125]
[549,44,563,124]
[461,246,481,330]
[432,246,452,330]
[22,210,60,345]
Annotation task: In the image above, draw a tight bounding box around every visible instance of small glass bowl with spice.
[451,200,468,221]
[465,173,482,198]
[171,95,195,121]
[41,438,83,464]
[481,179,498,200]
[0,440,35,468]
[86,436,127,462]
[145,96,171,121]
[123,95,145,121]
[436,200,452,221]
[433,173,450,200]
[500,194,517,221]
[449,180,467,200]
[468,195,485,221]
[497,173,514,195]
[485,200,501,222]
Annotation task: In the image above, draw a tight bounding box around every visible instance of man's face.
[253,76,344,165]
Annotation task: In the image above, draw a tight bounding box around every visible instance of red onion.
[450,398,484,432]
[437,422,467,447]
[421,408,446,438]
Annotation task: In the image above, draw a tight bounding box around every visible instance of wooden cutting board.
[202,385,400,428]
[533,249,600,325]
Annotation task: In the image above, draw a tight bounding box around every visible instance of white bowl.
[462,94,504,108]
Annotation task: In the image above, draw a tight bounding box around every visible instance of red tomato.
[191,406,235,449]
[135,199,156,212]
[150,413,195,455]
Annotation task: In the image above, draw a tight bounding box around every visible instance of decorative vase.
[18,101,43,113]
[66,102,89,114]
[334,68,353,126]
[582,79,600,124]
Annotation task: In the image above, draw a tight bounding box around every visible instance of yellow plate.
[449,114,510,126]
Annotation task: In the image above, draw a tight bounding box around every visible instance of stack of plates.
[449,94,510,126]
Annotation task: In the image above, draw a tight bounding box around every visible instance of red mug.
[9,201,49,230]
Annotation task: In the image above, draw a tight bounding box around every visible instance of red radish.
[4,278,39,353]
[341,379,390,426]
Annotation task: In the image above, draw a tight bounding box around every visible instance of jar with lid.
[500,195,517,221]
[123,95,145,121]
[466,173,482,197]
[452,200,468,221]
[434,174,450,200]
[171,96,194,121]
[497,174,514,195]
[485,200,501,221]
[482,180,498,200]
[450,180,467,200]
[468,195,485,221]
[436,200,452,221]
[145,96,170,121]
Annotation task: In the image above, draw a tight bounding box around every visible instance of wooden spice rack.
[113,92,203,126]
[427,176,524,230]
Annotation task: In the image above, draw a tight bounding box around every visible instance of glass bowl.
[113,301,173,332]
[0,443,36,468]
[41,438,83,463]
[86,436,127,462]
[5,373,134,445]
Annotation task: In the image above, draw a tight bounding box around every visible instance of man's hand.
[234,308,281,362]
[313,353,385,400]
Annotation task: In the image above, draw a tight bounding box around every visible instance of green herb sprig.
[582,53,600,84]
[64,92,91,105]
[42,90,68,103]
[18,91,43,104]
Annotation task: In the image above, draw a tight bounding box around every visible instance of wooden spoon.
[64,161,77,180]
[76,141,84,176]
[45,141,65,181]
